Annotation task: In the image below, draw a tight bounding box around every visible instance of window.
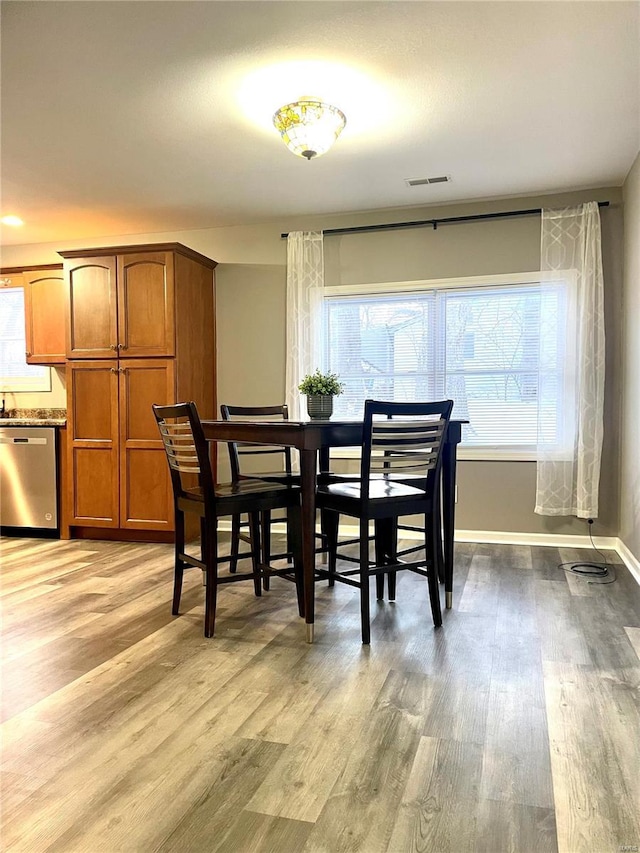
[322,273,575,459]
[0,287,51,392]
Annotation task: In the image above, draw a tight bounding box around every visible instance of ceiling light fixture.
[273,98,346,160]
[1,215,24,227]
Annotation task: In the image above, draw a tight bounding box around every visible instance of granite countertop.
[0,408,67,426]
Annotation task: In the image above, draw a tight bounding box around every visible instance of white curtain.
[285,231,324,419]
[535,202,605,518]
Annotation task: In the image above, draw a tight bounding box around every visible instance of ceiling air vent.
[405,175,451,187]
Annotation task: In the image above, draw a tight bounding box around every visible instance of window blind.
[0,287,50,391]
[323,279,569,454]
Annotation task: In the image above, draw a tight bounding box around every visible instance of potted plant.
[298,369,344,420]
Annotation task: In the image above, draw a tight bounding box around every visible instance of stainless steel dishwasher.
[0,426,58,531]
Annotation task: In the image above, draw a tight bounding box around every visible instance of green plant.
[298,369,344,396]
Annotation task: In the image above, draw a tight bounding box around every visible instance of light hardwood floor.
[1,535,639,853]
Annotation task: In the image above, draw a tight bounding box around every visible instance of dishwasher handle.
[0,436,49,445]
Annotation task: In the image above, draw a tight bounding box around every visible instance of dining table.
[201,417,465,642]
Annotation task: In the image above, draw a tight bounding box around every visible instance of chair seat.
[180,477,293,504]
[242,472,301,486]
[318,478,427,501]
[217,478,293,497]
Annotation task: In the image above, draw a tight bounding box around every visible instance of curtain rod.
[280,201,610,239]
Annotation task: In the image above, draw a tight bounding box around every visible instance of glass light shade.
[273,99,346,160]
[1,215,24,227]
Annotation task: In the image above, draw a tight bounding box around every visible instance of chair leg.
[387,568,397,601]
[323,510,339,587]
[261,510,271,591]
[248,511,263,598]
[200,518,207,586]
[203,522,219,638]
[360,518,371,644]
[387,519,398,601]
[425,514,442,627]
[229,513,241,573]
[319,509,330,565]
[374,518,398,600]
[173,508,185,615]
[287,503,305,618]
[374,519,388,600]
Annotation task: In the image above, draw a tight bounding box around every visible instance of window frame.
[321,270,574,462]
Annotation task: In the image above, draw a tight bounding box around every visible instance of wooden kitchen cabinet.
[63,248,176,359]
[61,243,217,539]
[66,359,176,529]
[23,268,66,363]
[0,264,65,364]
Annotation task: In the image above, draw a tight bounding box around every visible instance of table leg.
[441,438,458,609]
[300,448,318,642]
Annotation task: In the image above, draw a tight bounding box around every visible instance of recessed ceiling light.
[1,215,24,227]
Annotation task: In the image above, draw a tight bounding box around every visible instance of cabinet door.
[118,359,175,529]
[66,257,117,358]
[23,269,66,363]
[66,361,119,526]
[117,252,175,358]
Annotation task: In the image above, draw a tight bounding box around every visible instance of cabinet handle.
[110,344,117,350]
[119,344,127,350]
[110,367,118,373]
[25,351,32,357]
[0,278,12,286]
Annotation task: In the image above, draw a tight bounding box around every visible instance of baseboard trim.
[217,520,640,587]
[454,529,619,550]
[614,537,640,586]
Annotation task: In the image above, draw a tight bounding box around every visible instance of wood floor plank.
[45,733,280,853]
[534,579,593,665]
[211,810,314,853]
[387,735,483,853]
[2,661,268,851]
[457,553,501,614]
[244,658,390,823]
[624,625,640,660]
[474,798,558,853]
[480,556,555,810]
[303,669,433,853]
[543,659,640,853]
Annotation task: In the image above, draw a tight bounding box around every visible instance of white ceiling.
[1,1,639,247]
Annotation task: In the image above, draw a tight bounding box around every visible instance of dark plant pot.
[306,395,334,420]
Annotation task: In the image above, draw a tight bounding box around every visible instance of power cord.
[558,519,616,584]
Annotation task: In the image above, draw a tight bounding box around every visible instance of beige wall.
[620,153,640,561]
[1,186,624,537]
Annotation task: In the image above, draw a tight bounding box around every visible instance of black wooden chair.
[153,402,303,638]
[315,399,454,643]
[220,403,328,586]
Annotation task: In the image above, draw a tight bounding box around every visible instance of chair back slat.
[361,400,454,502]
[153,402,216,503]
[157,421,201,474]
[370,418,445,476]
